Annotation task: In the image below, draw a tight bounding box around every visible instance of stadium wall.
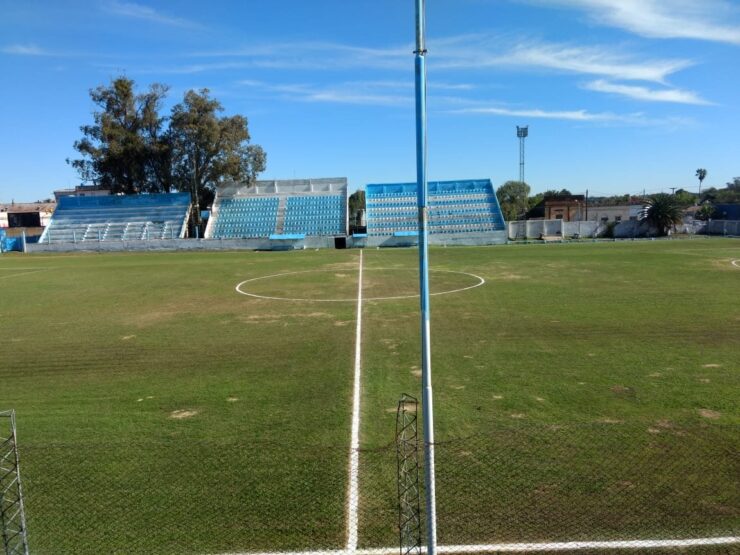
[703,220,740,236]
[508,220,602,239]
[358,231,507,248]
[25,236,336,253]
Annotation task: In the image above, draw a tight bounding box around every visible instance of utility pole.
[670,187,676,195]
[413,2,437,554]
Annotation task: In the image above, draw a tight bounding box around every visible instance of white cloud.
[454,105,619,121]
[532,0,740,45]
[584,79,713,105]
[1,44,48,56]
[432,36,692,82]
[193,36,691,83]
[451,104,691,126]
[237,80,410,107]
[104,1,202,28]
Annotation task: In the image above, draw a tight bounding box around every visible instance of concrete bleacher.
[365,179,506,240]
[206,178,347,240]
[40,193,191,244]
[209,197,279,239]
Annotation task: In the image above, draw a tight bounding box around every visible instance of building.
[543,195,586,221]
[587,204,643,223]
[0,201,56,237]
[53,184,111,201]
[714,204,740,220]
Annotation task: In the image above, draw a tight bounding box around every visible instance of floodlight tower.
[517,125,529,183]
[413,1,438,554]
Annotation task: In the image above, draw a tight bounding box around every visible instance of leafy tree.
[700,179,740,204]
[696,168,707,193]
[170,89,266,222]
[528,192,544,209]
[348,190,365,225]
[543,188,572,199]
[696,203,715,221]
[640,193,683,236]
[496,181,530,221]
[673,189,697,208]
[68,77,170,194]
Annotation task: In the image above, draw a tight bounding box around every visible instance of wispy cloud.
[104,1,203,29]
[192,36,691,83]
[528,0,740,45]
[192,42,408,71]
[1,44,50,56]
[451,104,691,127]
[237,79,410,106]
[432,35,692,83]
[583,79,713,105]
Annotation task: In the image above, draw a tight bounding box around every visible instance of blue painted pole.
[414,1,437,553]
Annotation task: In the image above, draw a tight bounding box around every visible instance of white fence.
[508,219,740,240]
[508,220,601,240]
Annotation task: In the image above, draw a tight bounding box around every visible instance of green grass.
[0,240,738,554]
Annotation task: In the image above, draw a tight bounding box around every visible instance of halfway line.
[346,250,363,552]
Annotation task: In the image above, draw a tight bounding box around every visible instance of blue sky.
[1,0,739,202]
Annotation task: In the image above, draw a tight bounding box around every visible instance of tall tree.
[348,190,365,230]
[640,193,683,236]
[696,168,707,194]
[170,89,266,221]
[68,77,170,194]
[496,181,530,222]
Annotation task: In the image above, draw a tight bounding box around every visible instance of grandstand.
[206,178,347,242]
[365,179,506,245]
[39,193,191,244]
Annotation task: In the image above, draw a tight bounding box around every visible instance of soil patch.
[170,409,199,420]
[698,409,721,420]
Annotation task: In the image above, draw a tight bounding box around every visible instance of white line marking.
[0,269,47,280]
[346,250,363,552]
[235,269,484,303]
[731,259,740,268]
[214,536,740,555]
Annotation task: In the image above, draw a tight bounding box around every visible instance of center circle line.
[235,268,485,302]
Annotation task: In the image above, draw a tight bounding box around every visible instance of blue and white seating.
[209,197,279,238]
[208,178,348,239]
[365,179,506,236]
[283,195,345,236]
[40,193,190,243]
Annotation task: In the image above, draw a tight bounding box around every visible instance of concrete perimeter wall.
[509,220,601,239]
[361,231,507,249]
[26,236,336,253]
[704,220,740,236]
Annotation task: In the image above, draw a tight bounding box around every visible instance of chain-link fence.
[14,419,738,554]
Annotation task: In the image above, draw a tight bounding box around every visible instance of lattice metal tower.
[517,125,529,184]
[0,410,29,555]
[396,394,421,555]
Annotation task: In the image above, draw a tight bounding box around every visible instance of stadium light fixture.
[516,126,528,184]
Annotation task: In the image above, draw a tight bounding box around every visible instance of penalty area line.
[346,249,363,552]
[215,536,740,555]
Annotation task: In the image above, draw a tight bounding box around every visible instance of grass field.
[1,239,738,554]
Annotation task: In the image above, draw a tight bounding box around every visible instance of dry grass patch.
[169,409,198,420]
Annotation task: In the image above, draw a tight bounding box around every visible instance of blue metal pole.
[414,1,437,553]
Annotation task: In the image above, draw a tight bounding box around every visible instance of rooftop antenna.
[517,125,528,183]
[413,2,437,555]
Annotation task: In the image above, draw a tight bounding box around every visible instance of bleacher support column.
[413,1,437,554]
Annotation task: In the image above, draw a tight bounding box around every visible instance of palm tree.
[640,193,683,236]
[696,168,707,194]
